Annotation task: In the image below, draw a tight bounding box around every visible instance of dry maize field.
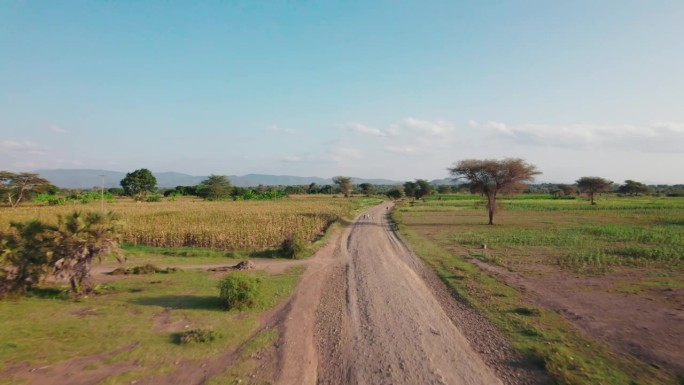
[0,196,376,251]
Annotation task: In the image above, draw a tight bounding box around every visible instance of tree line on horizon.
[2,165,684,209]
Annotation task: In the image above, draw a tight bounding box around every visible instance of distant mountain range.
[32,169,409,189]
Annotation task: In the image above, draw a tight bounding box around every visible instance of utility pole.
[99,174,106,212]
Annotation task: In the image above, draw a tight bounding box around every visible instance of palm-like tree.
[0,220,56,295]
[52,211,124,295]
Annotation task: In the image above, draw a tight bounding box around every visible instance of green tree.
[414,179,434,199]
[403,181,417,198]
[576,177,612,205]
[449,158,540,225]
[199,175,232,200]
[307,183,319,194]
[617,180,651,196]
[0,171,52,208]
[333,176,352,197]
[358,183,375,196]
[1,211,123,297]
[0,220,56,295]
[386,187,403,200]
[120,169,157,199]
[52,211,124,295]
[437,185,451,194]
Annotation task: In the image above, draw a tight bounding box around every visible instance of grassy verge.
[0,265,303,384]
[391,202,675,385]
[205,328,278,385]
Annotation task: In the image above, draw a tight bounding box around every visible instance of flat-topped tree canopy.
[448,158,540,224]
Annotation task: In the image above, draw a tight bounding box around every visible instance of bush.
[218,272,261,310]
[280,236,305,259]
[108,264,179,275]
[178,328,220,345]
[145,193,162,202]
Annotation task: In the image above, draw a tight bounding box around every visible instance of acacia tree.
[0,171,52,208]
[576,177,612,205]
[333,176,352,197]
[199,175,232,200]
[120,169,157,199]
[618,180,651,196]
[448,158,540,225]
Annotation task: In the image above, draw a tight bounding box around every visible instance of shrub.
[145,193,162,202]
[280,236,305,259]
[108,264,179,275]
[178,328,220,345]
[218,272,260,310]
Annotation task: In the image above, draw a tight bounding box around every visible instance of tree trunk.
[487,194,496,225]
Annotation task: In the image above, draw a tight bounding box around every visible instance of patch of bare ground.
[151,308,192,333]
[472,259,684,379]
[2,343,137,385]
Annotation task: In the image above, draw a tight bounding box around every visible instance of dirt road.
[282,202,503,385]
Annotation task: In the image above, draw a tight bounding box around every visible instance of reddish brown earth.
[472,260,684,379]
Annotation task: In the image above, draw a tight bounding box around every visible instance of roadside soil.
[471,259,684,379]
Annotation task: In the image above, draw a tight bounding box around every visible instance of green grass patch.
[401,196,684,270]
[0,264,302,383]
[205,328,278,385]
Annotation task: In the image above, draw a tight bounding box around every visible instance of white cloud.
[384,145,419,155]
[283,155,304,162]
[485,121,684,153]
[330,145,364,160]
[485,121,512,135]
[340,122,390,137]
[401,117,455,136]
[0,140,47,155]
[267,125,302,136]
[49,125,70,134]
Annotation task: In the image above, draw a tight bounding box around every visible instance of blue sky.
[1,1,683,183]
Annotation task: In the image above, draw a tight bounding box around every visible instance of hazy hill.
[33,169,403,189]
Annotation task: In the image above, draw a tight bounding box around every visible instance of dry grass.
[0,196,378,251]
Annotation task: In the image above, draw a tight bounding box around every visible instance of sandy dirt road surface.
[278,202,505,385]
